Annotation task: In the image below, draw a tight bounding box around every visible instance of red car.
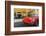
[23,16,39,25]
[23,17,33,24]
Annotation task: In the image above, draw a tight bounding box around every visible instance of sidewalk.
[14,19,23,22]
